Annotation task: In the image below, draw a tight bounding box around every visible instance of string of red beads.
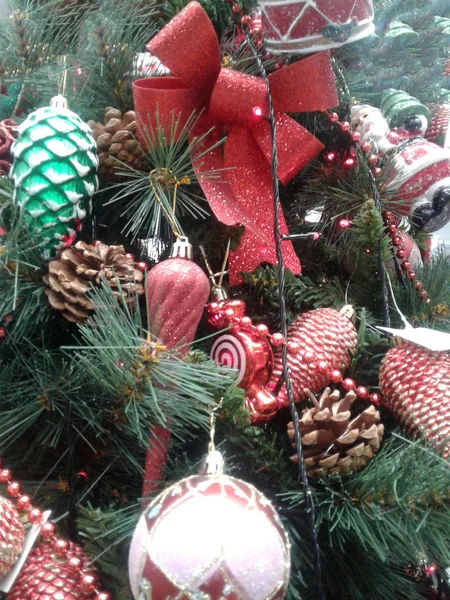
[328,368,384,406]
[325,111,383,174]
[383,211,430,304]
[0,462,110,600]
[323,111,359,170]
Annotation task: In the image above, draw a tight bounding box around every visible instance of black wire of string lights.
[243,31,324,600]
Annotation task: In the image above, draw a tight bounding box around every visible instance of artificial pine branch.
[64,282,242,472]
[282,435,450,599]
[394,250,450,331]
[106,111,224,242]
[0,180,51,343]
[73,0,159,120]
[0,0,87,77]
[160,0,257,37]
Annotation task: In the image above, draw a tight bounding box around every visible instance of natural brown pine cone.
[288,387,384,477]
[43,241,145,323]
[88,107,145,182]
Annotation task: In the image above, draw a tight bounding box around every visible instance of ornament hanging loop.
[149,167,190,239]
[51,55,69,109]
[203,400,224,476]
[200,239,231,300]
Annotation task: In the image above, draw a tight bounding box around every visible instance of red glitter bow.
[137,2,338,283]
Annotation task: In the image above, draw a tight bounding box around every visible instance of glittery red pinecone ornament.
[7,540,96,599]
[0,496,24,577]
[380,342,450,457]
[266,307,358,408]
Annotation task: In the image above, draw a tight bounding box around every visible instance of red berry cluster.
[0,314,13,340]
[384,211,430,304]
[359,138,381,176]
[0,462,110,600]
[227,3,285,68]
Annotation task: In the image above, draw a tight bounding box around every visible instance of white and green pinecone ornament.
[10,95,99,260]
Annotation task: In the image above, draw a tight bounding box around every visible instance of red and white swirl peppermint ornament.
[207,299,273,392]
[211,334,248,384]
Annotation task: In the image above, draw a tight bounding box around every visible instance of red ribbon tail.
[224,127,301,284]
[229,228,301,285]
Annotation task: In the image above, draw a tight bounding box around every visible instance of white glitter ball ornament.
[129,474,291,600]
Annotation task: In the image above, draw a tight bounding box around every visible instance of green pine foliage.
[0,0,450,598]
[340,0,450,104]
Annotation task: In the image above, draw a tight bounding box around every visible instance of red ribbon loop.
[139,1,338,283]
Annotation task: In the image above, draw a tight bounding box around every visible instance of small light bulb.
[312,232,320,240]
[339,219,352,229]
[426,564,437,575]
[325,151,336,162]
[344,157,356,169]
[252,106,263,119]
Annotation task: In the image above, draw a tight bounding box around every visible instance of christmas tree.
[0,0,450,598]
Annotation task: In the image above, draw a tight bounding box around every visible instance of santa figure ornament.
[351,104,450,233]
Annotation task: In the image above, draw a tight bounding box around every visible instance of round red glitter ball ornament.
[129,474,291,599]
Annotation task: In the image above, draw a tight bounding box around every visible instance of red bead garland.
[383,211,430,303]
[321,366,385,407]
[324,111,360,171]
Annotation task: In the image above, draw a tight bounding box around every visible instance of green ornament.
[433,16,450,35]
[10,95,98,260]
[381,89,430,129]
[384,21,419,47]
